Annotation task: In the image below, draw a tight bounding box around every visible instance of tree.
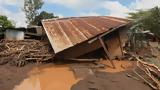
[0,15,15,31]
[128,7,160,51]
[128,7,160,38]
[32,11,59,25]
[23,0,44,25]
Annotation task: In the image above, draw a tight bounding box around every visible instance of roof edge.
[42,16,129,22]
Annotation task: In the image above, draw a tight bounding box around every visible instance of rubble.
[124,28,160,89]
[132,56,160,90]
[125,41,160,90]
[0,39,54,67]
[0,15,159,90]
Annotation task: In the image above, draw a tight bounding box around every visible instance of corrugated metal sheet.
[42,16,128,53]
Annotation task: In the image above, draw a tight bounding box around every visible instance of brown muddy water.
[13,60,134,90]
[13,64,80,90]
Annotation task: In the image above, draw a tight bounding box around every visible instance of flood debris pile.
[0,39,54,67]
[133,57,160,90]
[122,28,160,89]
[125,41,160,89]
[125,57,160,89]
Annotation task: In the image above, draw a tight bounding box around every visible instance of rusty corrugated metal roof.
[42,16,128,53]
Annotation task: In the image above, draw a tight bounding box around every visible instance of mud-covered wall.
[104,30,122,58]
[119,26,129,47]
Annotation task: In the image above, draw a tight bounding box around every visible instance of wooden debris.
[0,39,54,67]
[133,69,158,90]
[131,55,160,90]
[66,58,99,62]
[98,37,115,68]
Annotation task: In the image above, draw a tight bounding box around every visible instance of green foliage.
[0,15,15,31]
[128,7,160,38]
[23,0,44,25]
[128,10,151,20]
[33,11,58,25]
[143,7,160,37]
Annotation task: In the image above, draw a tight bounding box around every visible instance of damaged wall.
[56,26,129,59]
[119,26,129,47]
[104,30,122,58]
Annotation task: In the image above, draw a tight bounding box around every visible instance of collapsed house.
[42,16,130,61]
[0,16,130,67]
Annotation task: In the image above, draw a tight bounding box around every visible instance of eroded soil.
[0,60,152,90]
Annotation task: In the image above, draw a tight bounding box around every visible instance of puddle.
[13,60,135,90]
[14,64,79,90]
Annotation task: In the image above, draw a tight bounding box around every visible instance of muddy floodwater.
[14,64,80,90]
[13,60,134,90]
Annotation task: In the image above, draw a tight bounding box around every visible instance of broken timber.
[130,55,160,90]
[98,36,115,68]
[66,58,99,62]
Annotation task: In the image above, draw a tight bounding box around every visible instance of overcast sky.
[0,0,159,27]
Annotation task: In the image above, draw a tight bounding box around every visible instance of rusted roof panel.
[42,16,128,53]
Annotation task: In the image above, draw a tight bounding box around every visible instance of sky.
[0,0,159,27]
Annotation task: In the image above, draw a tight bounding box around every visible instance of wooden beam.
[99,37,112,59]
[98,37,115,68]
[66,58,99,62]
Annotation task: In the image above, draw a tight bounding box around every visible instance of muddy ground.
[0,64,35,90]
[71,71,152,90]
[0,60,153,90]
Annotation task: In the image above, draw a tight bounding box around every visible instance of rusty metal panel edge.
[41,21,69,53]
